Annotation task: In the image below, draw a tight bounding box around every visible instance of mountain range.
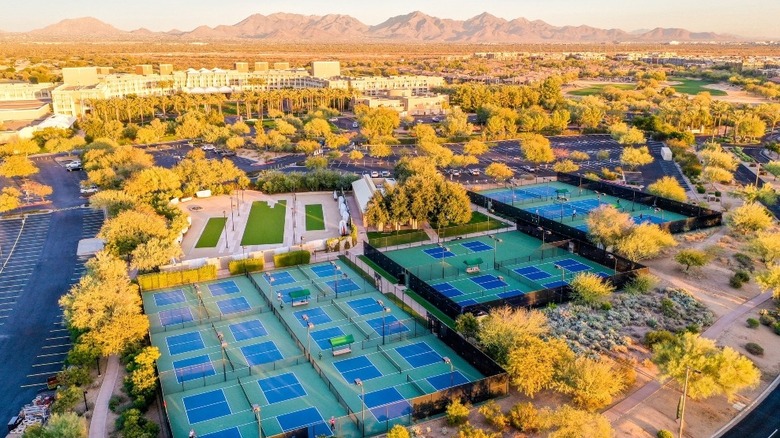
[5,12,740,43]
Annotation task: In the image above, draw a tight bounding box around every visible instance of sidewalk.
[88,355,120,438]
[605,289,774,423]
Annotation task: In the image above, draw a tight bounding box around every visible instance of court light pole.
[223,210,228,249]
[220,340,228,382]
[488,235,502,269]
[678,366,701,438]
[443,356,454,387]
[307,321,315,359]
[554,264,566,282]
[606,254,617,275]
[252,404,262,438]
[355,378,365,437]
[376,300,391,345]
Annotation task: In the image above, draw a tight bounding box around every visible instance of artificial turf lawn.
[195,217,227,248]
[304,204,325,231]
[568,83,635,96]
[241,200,286,245]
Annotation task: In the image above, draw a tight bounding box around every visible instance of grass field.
[367,229,429,248]
[241,200,286,245]
[304,204,325,231]
[671,78,727,96]
[568,83,635,96]
[195,217,227,248]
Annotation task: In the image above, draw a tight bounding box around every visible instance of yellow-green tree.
[0,155,39,179]
[303,118,332,138]
[22,412,86,438]
[757,264,780,299]
[0,187,22,212]
[749,232,780,266]
[569,151,590,161]
[506,336,572,398]
[653,333,760,401]
[586,205,633,248]
[727,202,773,233]
[519,133,554,164]
[620,146,653,170]
[83,144,154,188]
[647,176,687,202]
[123,167,182,207]
[569,272,615,305]
[485,162,513,182]
[130,237,182,272]
[674,249,711,271]
[0,138,40,156]
[463,139,489,156]
[555,356,629,411]
[348,150,364,162]
[552,160,579,173]
[98,208,171,257]
[127,346,161,400]
[441,107,473,138]
[59,252,149,356]
[736,184,777,206]
[615,223,677,262]
[477,306,549,365]
[538,405,613,438]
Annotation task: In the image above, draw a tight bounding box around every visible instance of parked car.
[216,149,236,157]
[80,184,99,195]
[381,170,391,177]
[451,169,461,176]
[370,171,379,178]
[65,160,82,171]
[351,122,359,128]
[469,168,481,176]
[431,117,440,122]
[201,144,216,151]
[521,165,536,173]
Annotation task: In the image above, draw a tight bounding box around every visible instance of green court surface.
[143,260,485,438]
[568,83,635,96]
[304,204,325,231]
[241,200,286,245]
[384,231,613,308]
[195,217,227,248]
[479,181,688,232]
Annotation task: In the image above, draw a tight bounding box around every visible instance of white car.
[80,184,99,195]
[381,170,391,177]
[201,144,216,151]
[65,160,82,171]
[431,117,440,122]
[370,171,379,178]
[470,169,481,176]
[352,122,359,128]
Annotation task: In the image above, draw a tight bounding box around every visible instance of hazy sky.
[3,0,778,38]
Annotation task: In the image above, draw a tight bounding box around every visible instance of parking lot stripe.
[20,383,48,388]
[37,352,68,358]
[26,371,56,377]
[33,362,64,367]
[45,336,70,341]
[42,344,71,349]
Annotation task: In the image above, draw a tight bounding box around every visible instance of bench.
[465,266,480,274]
[288,289,311,307]
[329,334,355,357]
[463,257,483,274]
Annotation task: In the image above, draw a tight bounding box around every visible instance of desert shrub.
[478,400,508,429]
[774,322,780,335]
[645,330,675,347]
[747,318,760,329]
[508,402,540,432]
[623,272,658,294]
[660,298,676,317]
[685,323,701,333]
[600,302,613,311]
[734,270,750,283]
[696,185,706,194]
[657,430,674,438]
[386,424,410,438]
[446,398,470,426]
[729,275,744,289]
[733,253,754,271]
[745,342,764,356]
[759,313,777,326]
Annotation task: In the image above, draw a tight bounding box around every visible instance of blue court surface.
[264,271,296,286]
[333,356,383,383]
[279,286,304,301]
[325,278,359,293]
[200,427,242,438]
[363,387,412,421]
[294,308,332,327]
[184,389,232,424]
[311,264,339,278]
[396,342,441,368]
[241,341,284,366]
[228,320,268,341]
[555,258,590,272]
[154,289,186,307]
[634,214,665,225]
[461,241,492,253]
[423,247,455,259]
[514,266,552,281]
[427,371,470,390]
[159,307,194,326]
[366,315,409,336]
[276,407,331,435]
[166,332,205,356]
[310,327,344,349]
[543,280,569,288]
[208,281,240,296]
[347,297,384,316]
[433,282,462,298]
[258,373,307,403]
[470,274,507,290]
[174,355,215,383]
[217,297,251,315]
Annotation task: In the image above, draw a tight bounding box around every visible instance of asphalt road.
[721,385,780,438]
[0,157,103,423]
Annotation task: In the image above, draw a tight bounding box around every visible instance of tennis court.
[145,260,487,438]
[479,181,689,230]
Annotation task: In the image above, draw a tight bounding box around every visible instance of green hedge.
[273,250,311,268]
[138,265,217,291]
[228,258,264,275]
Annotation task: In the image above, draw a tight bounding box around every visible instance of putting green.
[568,83,635,96]
[671,78,727,96]
[241,200,287,245]
[304,204,325,231]
[195,217,227,248]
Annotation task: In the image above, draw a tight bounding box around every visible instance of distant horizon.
[1,1,778,39]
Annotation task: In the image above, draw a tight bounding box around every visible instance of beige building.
[311,61,341,79]
[0,82,55,101]
[354,90,448,116]
[329,75,445,96]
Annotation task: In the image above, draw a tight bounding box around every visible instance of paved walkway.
[89,355,120,438]
[605,289,774,423]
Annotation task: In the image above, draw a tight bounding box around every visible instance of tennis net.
[378,345,403,373]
